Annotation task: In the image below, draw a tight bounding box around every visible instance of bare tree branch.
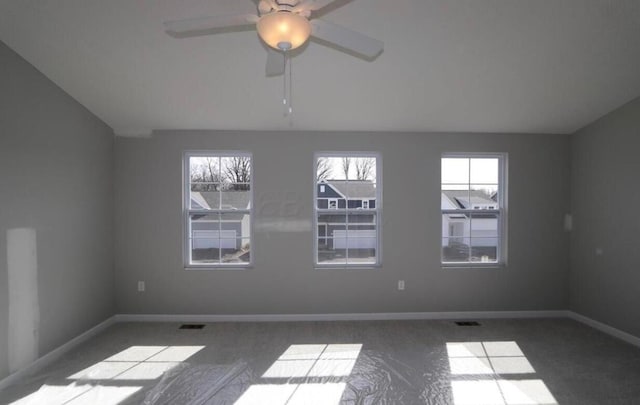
[316,158,332,181]
[354,157,375,180]
[190,157,222,191]
[223,156,251,191]
[341,157,351,179]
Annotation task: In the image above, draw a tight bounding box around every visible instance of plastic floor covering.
[1,318,640,404]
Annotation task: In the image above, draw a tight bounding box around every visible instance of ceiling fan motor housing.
[256,11,312,51]
[259,0,300,14]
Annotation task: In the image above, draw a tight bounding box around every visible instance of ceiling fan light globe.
[257,11,311,51]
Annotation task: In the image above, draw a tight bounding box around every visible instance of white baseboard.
[0,316,116,392]
[114,310,569,323]
[567,311,640,348]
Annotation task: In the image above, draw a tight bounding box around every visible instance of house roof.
[442,190,497,209]
[191,191,250,218]
[325,180,376,199]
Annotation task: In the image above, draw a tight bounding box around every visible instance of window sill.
[441,263,506,270]
[184,265,253,271]
[314,264,382,271]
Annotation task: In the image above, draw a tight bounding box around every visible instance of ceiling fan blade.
[310,19,383,59]
[164,14,259,38]
[265,48,285,76]
[293,0,340,13]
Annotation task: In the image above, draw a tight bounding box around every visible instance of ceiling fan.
[164,0,384,76]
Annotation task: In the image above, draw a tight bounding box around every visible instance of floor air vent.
[455,321,480,326]
[179,324,205,330]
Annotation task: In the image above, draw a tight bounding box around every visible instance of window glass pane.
[190,157,221,184]
[190,213,221,264]
[442,237,471,263]
[331,217,377,265]
[470,213,498,263]
[442,214,470,241]
[220,184,251,210]
[319,157,348,180]
[347,245,376,264]
[190,157,222,210]
[342,225,377,243]
[442,186,470,210]
[316,225,329,251]
[316,157,377,182]
[316,158,335,182]
[221,239,251,264]
[343,182,377,207]
[317,198,329,209]
[191,187,220,210]
[471,238,498,262]
[191,239,220,264]
[220,212,250,240]
[442,158,469,184]
[470,213,499,238]
[470,158,498,184]
[318,214,347,235]
[317,238,346,265]
[347,211,376,225]
[221,156,251,184]
[190,213,220,232]
[351,157,377,182]
[467,185,498,210]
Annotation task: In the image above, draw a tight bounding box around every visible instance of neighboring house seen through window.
[441,154,506,265]
[184,152,252,267]
[315,154,381,267]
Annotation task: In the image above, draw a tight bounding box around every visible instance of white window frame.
[183,151,253,269]
[313,152,382,268]
[441,153,508,268]
[328,198,338,209]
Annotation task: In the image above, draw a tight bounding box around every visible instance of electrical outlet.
[138,281,145,292]
[398,280,405,291]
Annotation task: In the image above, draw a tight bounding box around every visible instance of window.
[314,154,381,267]
[184,152,252,268]
[441,154,506,265]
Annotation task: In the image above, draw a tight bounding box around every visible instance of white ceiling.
[1,0,640,135]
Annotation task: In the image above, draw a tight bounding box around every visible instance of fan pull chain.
[288,54,293,115]
[283,51,288,109]
[282,51,293,116]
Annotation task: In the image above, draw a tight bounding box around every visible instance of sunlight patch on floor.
[236,343,362,405]
[447,341,557,405]
[10,345,205,405]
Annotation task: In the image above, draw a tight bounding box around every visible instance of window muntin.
[315,154,381,267]
[441,155,505,265]
[185,153,252,268]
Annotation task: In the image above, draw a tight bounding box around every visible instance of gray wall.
[0,42,115,380]
[115,130,571,315]
[570,97,640,337]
